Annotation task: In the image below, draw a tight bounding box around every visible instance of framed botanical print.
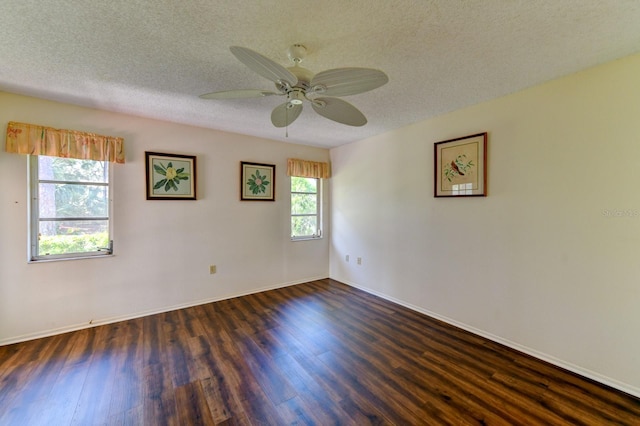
[434,132,487,197]
[240,161,275,201]
[145,151,197,200]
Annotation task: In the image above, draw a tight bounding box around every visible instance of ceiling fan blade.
[230,46,298,87]
[310,68,388,97]
[271,102,303,127]
[199,89,280,99]
[311,97,367,126]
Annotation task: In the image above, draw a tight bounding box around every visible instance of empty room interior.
[1,1,640,424]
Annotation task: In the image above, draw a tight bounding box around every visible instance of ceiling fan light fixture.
[288,89,305,105]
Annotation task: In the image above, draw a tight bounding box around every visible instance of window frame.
[290,176,322,241]
[28,155,113,262]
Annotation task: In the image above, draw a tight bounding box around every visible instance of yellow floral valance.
[5,121,125,163]
[287,158,331,179]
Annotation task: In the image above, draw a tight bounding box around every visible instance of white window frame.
[290,176,322,241]
[28,155,113,261]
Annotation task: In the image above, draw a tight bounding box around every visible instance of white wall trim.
[0,276,328,346]
[338,278,640,400]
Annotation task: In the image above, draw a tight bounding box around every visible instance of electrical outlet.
[357,257,362,265]
[209,265,216,274]
[345,254,350,262]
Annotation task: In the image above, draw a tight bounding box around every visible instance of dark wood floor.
[1,279,639,425]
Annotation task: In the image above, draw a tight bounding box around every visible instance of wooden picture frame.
[241,161,275,201]
[145,151,197,200]
[434,132,487,197]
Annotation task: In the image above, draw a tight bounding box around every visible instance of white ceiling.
[1,1,640,148]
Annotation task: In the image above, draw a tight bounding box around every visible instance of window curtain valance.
[5,121,125,164]
[287,158,331,179]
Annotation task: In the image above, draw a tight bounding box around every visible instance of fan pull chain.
[285,103,289,138]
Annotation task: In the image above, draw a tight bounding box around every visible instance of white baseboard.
[339,279,640,400]
[0,276,328,346]
[6,275,638,399]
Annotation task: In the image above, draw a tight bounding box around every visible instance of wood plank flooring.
[1,279,639,425]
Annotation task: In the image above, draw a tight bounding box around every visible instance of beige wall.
[0,92,329,344]
[330,53,640,397]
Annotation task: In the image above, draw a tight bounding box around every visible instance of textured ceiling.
[1,1,640,148]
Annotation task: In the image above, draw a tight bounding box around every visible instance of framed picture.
[241,161,275,201]
[145,151,197,200]
[434,132,487,197]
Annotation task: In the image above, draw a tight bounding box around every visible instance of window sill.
[291,237,323,242]
[28,254,114,263]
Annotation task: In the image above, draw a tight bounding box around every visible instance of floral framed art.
[145,151,197,200]
[434,132,487,197]
[241,161,275,201]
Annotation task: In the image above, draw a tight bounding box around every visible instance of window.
[29,155,112,260]
[291,176,322,240]
[287,158,328,240]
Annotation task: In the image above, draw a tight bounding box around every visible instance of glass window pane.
[290,176,321,239]
[292,216,317,237]
[291,177,317,193]
[38,220,109,255]
[291,193,317,215]
[30,155,112,260]
[39,156,108,183]
[39,183,109,218]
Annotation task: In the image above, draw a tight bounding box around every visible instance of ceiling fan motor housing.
[281,65,317,105]
[287,66,313,89]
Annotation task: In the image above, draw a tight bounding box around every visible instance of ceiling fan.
[200,44,389,128]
